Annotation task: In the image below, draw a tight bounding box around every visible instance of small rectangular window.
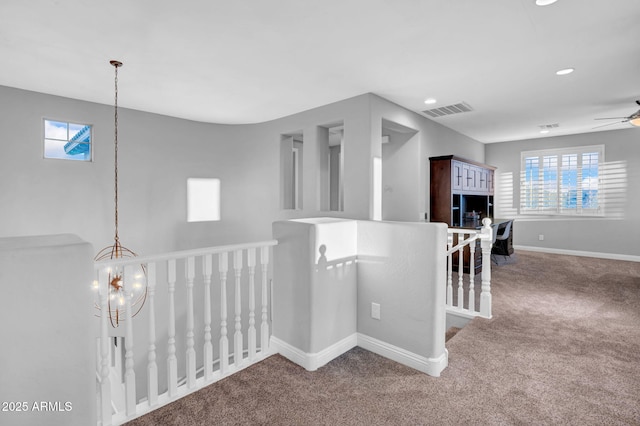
[187,178,221,222]
[44,119,92,161]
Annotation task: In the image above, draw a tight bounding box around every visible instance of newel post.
[480,218,493,318]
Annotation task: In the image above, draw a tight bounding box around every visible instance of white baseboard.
[271,333,448,377]
[270,334,357,371]
[446,309,474,329]
[515,245,640,262]
[356,333,448,377]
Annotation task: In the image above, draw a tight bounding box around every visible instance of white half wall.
[272,218,358,356]
[272,218,448,376]
[0,234,95,426]
[356,220,448,365]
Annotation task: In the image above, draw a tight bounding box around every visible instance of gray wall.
[485,128,640,257]
[0,85,239,255]
[0,86,485,255]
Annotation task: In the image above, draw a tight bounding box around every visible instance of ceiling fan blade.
[592,121,624,130]
[594,117,626,120]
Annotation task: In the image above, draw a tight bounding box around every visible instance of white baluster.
[202,254,213,381]
[98,268,112,426]
[146,263,158,406]
[260,246,270,353]
[447,232,453,307]
[457,236,464,309]
[480,218,493,318]
[167,259,178,397]
[185,257,196,389]
[219,252,229,373]
[247,248,257,360]
[468,238,476,312]
[233,250,244,367]
[123,265,136,417]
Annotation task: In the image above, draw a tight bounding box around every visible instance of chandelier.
[94,60,147,327]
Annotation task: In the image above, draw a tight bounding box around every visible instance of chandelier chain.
[113,62,120,246]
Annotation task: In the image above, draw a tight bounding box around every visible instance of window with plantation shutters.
[520,145,604,216]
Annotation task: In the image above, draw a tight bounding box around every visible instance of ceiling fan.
[593,100,640,129]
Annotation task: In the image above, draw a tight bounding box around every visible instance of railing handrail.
[446,234,479,256]
[94,239,278,268]
[447,228,480,235]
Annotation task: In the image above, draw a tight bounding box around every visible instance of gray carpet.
[127,251,640,425]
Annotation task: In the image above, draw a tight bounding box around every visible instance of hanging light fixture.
[94,60,147,327]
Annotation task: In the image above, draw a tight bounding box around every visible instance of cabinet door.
[462,164,473,191]
[488,170,494,195]
[451,161,464,191]
[478,168,489,193]
[472,166,482,191]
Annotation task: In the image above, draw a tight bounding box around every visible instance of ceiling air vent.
[422,102,474,118]
[539,123,560,129]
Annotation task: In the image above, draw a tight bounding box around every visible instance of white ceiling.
[1,0,639,143]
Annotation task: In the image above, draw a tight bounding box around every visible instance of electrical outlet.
[371,302,381,320]
[539,234,545,241]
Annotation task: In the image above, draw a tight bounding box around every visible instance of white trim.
[515,245,640,262]
[270,334,358,371]
[445,309,475,329]
[356,333,448,377]
[292,146,300,210]
[271,333,448,377]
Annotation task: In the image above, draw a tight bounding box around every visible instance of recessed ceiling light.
[556,68,574,76]
[540,129,550,134]
[424,98,437,105]
[536,0,558,6]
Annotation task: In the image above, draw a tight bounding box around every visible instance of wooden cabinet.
[429,155,496,227]
[430,155,497,275]
[451,160,464,191]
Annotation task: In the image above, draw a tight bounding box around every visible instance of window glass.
[187,178,221,222]
[44,119,92,161]
[523,156,539,209]
[561,154,578,209]
[542,156,557,209]
[520,145,603,216]
[582,152,599,209]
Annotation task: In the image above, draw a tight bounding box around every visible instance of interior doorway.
[380,119,419,221]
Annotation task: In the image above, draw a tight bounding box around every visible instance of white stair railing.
[446,218,492,319]
[94,240,277,426]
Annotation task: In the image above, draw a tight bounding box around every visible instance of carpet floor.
[127,251,640,425]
